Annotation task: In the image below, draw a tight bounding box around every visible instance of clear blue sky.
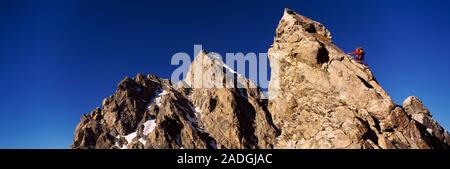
[0,0,449,148]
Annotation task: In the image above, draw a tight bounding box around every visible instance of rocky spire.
[183,50,278,148]
[268,8,449,148]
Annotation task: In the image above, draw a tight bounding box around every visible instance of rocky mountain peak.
[268,9,449,149]
[280,8,332,42]
[71,9,449,149]
[184,50,259,91]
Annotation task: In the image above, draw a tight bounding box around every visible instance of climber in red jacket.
[348,47,365,63]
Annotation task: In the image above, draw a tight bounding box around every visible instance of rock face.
[267,8,449,149]
[71,8,450,149]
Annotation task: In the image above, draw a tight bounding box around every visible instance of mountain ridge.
[71,8,450,149]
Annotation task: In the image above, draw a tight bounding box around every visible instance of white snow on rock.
[147,89,169,110]
[115,131,137,149]
[194,107,202,113]
[116,129,150,148]
[114,141,125,149]
[206,52,242,77]
[154,90,168,106]
[188,104,206,130]
[124,132,137,145]
[194,106,203,119]
[222,63,238,75]
[143,119,156,136]
[117,89,164,149]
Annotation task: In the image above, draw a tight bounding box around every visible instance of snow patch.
[114,118,158,149]
[188,104,205,130]
[124,132,137,145]
[222,63,238,75]
[143,119,156,136]
[114,141,125,149]
[115,132,137,149]
[206,52,242,77]
[147,89,169,110]
[189,104,203,119]
[154,90,168,107]
[195,107,202,113]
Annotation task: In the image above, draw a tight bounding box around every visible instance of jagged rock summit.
[268,8,449,148]
[71,8,450,149]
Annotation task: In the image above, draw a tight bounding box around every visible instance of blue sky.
[0,0,449,148]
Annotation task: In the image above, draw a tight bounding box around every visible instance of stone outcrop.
[267,8,449,149]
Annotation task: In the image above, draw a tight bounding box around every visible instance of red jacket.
[350,49,365,56]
